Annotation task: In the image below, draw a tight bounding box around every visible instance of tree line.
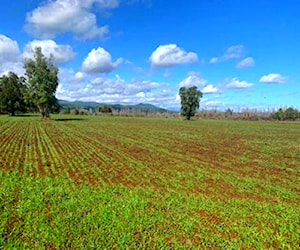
[0,48,59,118]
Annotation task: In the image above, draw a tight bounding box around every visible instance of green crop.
[0,115,299,248]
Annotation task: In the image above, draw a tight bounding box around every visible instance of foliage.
[0,116,299,248]
[0,72,27,115]
[179,86,203,120]
[98,105,113,113]
[272,107,299,121]
[24,47,59,118]
[225,108,233,116]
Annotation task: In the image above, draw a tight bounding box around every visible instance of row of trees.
[272,107,300,121]
[0,48,59,118]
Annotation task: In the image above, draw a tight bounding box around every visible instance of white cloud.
[0,35,24,75]
[0,35,20,64]
[236,57,255,68]
[203,100,223,108]
[82,47,123,74]
[149,44,198,68]
[209,57,219,64]
[179,72,206,88]
[202,84,218,94]
[75,71,85,81]
[25,0,118,40]
[259,73,288,84]
[210,45,244,64]
[226,77,253,89]
[23,40,75,65]
[56,74,176,108]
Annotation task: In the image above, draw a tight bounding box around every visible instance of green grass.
[0,114,299,249]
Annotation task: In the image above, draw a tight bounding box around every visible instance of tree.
[0,72,26,116]
[98,105,112,113]
[272,107,299,121]
[179,86,203,120]
[24,47,59,118]
[284,107,299,120]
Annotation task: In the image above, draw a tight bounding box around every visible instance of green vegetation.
[98,105,113,113]
[272,107,300,121]
[0,115,299,248]
[179,86,203,120]
[0,47,60,118]
[0,72,26,116]
[24,47,59,118]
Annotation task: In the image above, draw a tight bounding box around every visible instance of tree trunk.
[39,104,50,119]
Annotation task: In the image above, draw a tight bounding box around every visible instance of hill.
[58,100,168,113]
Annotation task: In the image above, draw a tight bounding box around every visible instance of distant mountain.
[58,100,168,113]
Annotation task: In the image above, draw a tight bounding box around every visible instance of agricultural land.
[0,115,299,249]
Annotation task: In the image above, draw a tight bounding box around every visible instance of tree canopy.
[98,105,113,113]
[179,86,203,120]
[272,107,299,121]
[24,47,59,118]
[0,72,26,116]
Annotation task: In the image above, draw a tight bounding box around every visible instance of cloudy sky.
[0,0,299,111]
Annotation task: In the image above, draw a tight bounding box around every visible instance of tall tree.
[0,72,26,116]
[179,86,203,120]
[24,47,59,118]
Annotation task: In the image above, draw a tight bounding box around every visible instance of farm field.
[0,115,299,249]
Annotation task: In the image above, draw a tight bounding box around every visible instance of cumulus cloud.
[259,73,288,84]
[25,0,118,39]
[56,73,176,108]
[236,57,255,68]
[75,71,85,81]
[226,77,253,89]
[210,45,245,64]
[179,72,206,88]
[202,84,218,94]
[179,72,219,94]
[0,35,24,75]
[0,35,20,64]
[23,40,75,65]
[81,47,123,74]
[149,44,198,68]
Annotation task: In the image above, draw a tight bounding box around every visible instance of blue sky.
[0,0,299,111]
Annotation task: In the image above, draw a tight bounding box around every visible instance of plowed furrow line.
[79,124,197,166]
[23,122,34,175]
[0,122,27,172]
[35,123,60,177]
[58,123,184,185]
[58,123,127,164]
[0,121,18,136]
[31,124,46,176]
[55,123,134,184]
[15,122,29,175]
[39,123,69,178]
[28,123,40,176]
[41,123,98,183]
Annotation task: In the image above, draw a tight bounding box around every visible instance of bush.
[98,106,112,113]
[272,107,299,121]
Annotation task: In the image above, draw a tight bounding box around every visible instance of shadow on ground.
[13,114,41,117]
[54,118,86,122]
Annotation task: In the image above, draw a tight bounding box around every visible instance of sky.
[0,0,299,111]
